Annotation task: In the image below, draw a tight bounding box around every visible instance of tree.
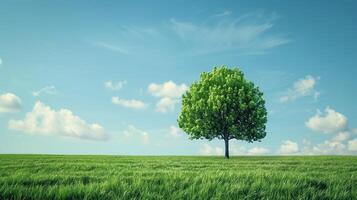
[178,66,267,158]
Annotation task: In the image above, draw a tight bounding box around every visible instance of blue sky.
[1,0,357,155]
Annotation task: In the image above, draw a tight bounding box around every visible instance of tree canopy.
[178,66,267,158]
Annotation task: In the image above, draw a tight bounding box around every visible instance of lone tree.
[178,66,267,158]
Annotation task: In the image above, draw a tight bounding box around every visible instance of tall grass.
[0,155,356,199]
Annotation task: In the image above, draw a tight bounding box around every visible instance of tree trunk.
[224,139,229,159]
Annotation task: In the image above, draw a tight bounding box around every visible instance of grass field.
[0,155,356,200]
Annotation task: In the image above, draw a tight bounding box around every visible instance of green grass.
[0,155,356,200]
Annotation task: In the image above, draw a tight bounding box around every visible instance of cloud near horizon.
[348,139,357,151]
[8,101,108,140]
[123,125,150,144]
[278,140,299,154]
[247,147,270,155]
[302,107,357,154]
[199,144,224,156]
[199,143,270,156]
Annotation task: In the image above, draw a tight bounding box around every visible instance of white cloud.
[315,140,346,154]
[8,101,108,140]
[301,138,348,155]
[199,144,223,155]
[300,140,315,155]
[123,125,150,144]
[303,108,356,155]
[278,140,299,154]
[313,92,321,100]
[94,41,129,54]
[280,75,319,102]
[32,86,57,97]
[321,140,346,154]
[148,81,188,98]
[203,143,246,156]
[348,139,357,151]
[331,131,350,142]
[111,97,146,110]
[155,97,178,113]
[306,107,348,134]
[104,81,126,91]
[168,125,183,139]
[199,143,270,156]
[0,93,21,113]
[352,129,357,135]
[0,58,2,65]
[148,81,188,113]
[247,147,270,155]
[302,126,357,155]
[230,143,247,155]
[294,76,317,96]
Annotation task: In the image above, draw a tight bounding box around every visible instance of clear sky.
[1,0,356,155]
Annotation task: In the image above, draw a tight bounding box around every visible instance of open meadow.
[0,155,356,200]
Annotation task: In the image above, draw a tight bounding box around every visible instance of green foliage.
[178,66,267,143]
[0,155,356,200]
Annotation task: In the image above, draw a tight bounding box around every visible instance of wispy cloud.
[94,41,129,54]
[169,11,290,55]
[211,10,232,18]
[280,75,320,102]
[122,125,150,144]
[111,97,147,110]
[168,125,184,139]
[32,86,57,97]
[104,81,126,91]
[94,11,290,57]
